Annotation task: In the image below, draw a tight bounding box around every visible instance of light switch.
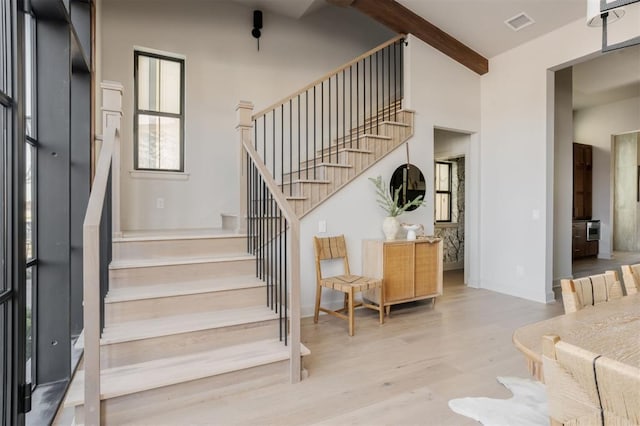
[318,220,327,233]
[156,198,165,209]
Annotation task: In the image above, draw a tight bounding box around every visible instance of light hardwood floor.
[136,270,563,426]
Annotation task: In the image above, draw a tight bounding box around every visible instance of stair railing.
[82,82,122,425]
[250,34,405,195]
[242,134,302,383]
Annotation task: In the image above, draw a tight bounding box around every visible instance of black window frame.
[133,50,185,172]
[435,161,452,223]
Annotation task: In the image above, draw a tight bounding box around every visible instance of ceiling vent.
[504,12,535,32]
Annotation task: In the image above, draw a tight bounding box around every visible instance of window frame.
[133,50,185,172]
[435,161,452,223]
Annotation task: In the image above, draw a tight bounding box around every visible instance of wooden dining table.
[512,293,640,381]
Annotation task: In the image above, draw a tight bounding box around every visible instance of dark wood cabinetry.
[573,143,593,220]
[572,221,598,259]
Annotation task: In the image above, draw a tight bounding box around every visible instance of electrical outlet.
[156,198,165,209]
[318,220,327,233]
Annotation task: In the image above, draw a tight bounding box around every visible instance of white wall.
[101,0,393,231]
[574,96,640,256]
[480,8,640,303]
[553,68,573,283]
[299,35,481,316]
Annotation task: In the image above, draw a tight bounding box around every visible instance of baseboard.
[443,261,464,271]
[597,251,613,260]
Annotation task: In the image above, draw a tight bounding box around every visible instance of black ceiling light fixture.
[252,10,263,51]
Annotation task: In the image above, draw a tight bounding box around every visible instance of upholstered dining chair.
[560,271,623,314]
[620,264,640,295]
[313,235,384,336]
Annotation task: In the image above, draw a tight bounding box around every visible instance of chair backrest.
[620,264,640,295]
[542,335,640,426]
[560,271,623,314]
[313,235,350,279]
[542,335,602,425]
[595,353,640,425]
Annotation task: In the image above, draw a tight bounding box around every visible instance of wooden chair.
[620,264,640,295]
[594,351,640,425]
[313,235,384,336]
[560,271,623,314]
[542,335,640,426]
[542,335,602,425]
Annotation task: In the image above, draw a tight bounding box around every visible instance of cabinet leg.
[432,297,436,307]
[385,305,391,316]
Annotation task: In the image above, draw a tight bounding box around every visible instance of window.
[134,51,184,171]
[435,162,452,222]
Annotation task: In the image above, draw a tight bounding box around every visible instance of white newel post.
[102,81,123,237]
[236,101,254,234]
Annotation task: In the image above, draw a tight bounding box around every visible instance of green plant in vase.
[369,175,425,240]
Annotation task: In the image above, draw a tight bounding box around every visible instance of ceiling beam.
[329,0,488,75]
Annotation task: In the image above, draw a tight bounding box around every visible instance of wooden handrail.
[252,34,406,120]
[82,124,117,425]
[242,137,301,383]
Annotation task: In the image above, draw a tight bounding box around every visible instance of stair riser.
[113,236,247,261]
[280,181,332,199]
[74,360,289,425]
[109,259,255,288]
[282,165,351,185]
[100,319,280,368]
[339,151,374,177]
[379,122,412,142]
[105,286,266,325]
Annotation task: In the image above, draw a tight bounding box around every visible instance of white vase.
[382,216,400,241]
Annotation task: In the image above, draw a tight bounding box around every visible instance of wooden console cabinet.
[362,239,443,314]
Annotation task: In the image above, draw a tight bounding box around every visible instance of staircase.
[65,230,309,423]
[282,106,414,216]
[70,34,411,424]
[247,34,411,219]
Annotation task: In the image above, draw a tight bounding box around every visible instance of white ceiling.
[228,0,639,110]
[231,0,326,19]
[396,0,586,58]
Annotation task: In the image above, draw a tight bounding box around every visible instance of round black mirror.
[389,164,425,212]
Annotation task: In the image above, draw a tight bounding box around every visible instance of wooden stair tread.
[64,339,311,407]
[105,275,265,303]
[116,228,245,242]
[380,120,410,127]
[99,306,279,344]
[109,254,254,270]
[285,179,331,184]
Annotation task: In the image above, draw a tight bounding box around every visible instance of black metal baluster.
[349,65,353,148]
[357,60,360,149]
[336,73,339,151]
[289,100,292,196]
[305,91,309,180]
[342,69,345,148]
[381,47,385,126]
[363,57,367,136]
[328,76,332,164]
[321,81,324,163]
[394,41,398,121]
[369,54,372,134]
[376,50,380,134]
[297,94,301,181]
[387,44,391,123]
[400,39,404,100]
[313,86,317,178]
[284,218,288,345]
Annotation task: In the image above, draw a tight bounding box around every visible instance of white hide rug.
[448,376,548,426]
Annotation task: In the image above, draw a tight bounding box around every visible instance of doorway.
[434,129,470,279]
